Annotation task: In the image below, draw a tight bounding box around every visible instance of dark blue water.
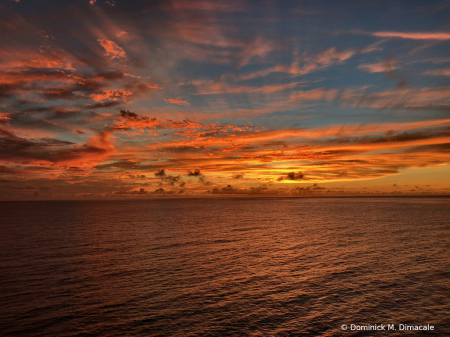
[1,197,449,336]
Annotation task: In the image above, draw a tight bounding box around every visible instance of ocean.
[1,197,448,336]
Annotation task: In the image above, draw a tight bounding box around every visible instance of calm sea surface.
[1,197,449,336]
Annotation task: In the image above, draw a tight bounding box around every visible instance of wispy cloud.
[358,59,400,73]
[371,31,450,40]
[165,98,190,105]
[1,1,449,198]
[423,69,450,76]
[238,46,373,80]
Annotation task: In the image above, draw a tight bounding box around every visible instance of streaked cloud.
[1,0,449,199]
[423,69,450,76]
[372,31,450,40]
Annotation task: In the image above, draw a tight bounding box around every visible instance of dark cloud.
[120,109,138,119]
[199,175,212,186]
[95,160,159,171]
[85,101,123,110]
[45,110,106,122]
[128,174,147,180]
[401,142,450,154]
[0,127,112,164]
[210,184,273,195]
[154,169,182,185]
[0,164,29,175]
[278,171,304,181]
[155,169,166,177]
[212,184,235,194]
[9,113,73,133]
[123,80,158,96]
[187,169,202,176]
[114,188,147,195]
[161,146,206,153]
[154,188,165,194]
[232,173,244,179]
[292,184,325,194]
[164,174,181,186]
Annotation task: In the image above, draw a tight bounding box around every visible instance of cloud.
[423,69,450,76]
[164,175,182,186]
[209,184,280,195]
[358,60,400,73]
[98,39,127,59]
[193,81,304,95]
[114,188,147,195]
[120,110,138,119]
[199,175,212,186]
[371,31,450,40]
[0,127,114,166]
[169,0,246,12]
[117,31,128,38]
[154,169,182,186]
[113,110,255,138]
[0,114,11,125]
[128,174,146,180]
[2,2,449,199]
[165,98,190,105]
[89,89,133,102]
[0,164,35,175]
[187,169,202,176]
[238,46,368,80]
[237,37,276,67]
[277,171,304,181]
[340,87,450,110]
[155,169,166,178]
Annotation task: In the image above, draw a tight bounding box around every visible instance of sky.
[1,0,449,199]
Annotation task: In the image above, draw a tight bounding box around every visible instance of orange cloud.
[90,89,133,102]
[108,113,450,185]
[0,49,77,72]
[165,98,190,105]
[97,39,126,59]
[0,126,115,167]
[372,31,450,40]
[237,37,276,67]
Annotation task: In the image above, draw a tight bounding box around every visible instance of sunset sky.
[1,0,449,199]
